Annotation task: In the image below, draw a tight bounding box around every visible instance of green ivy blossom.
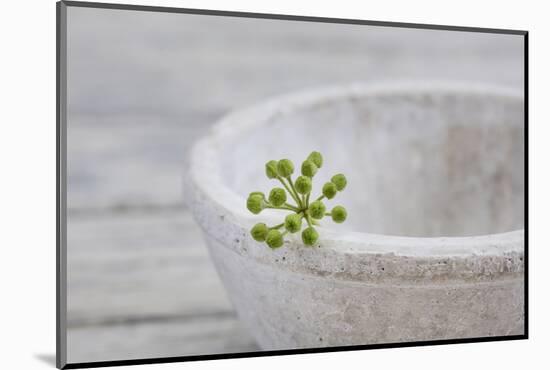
[246,151,348,248]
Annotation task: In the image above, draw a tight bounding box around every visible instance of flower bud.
[246,194,265,214]
[266,229,284,249]
[284,214,302,233]
[307,151,323,168]
[294,176,312,195]
[331,205,347,223]
[309,200,326,219]
[265,160,278,179]
[322,182,337,199]
[331,173,347,191]
[301,226,319,246]
[277,159,294,177]
[250,223,268,242]
[268,187,287,207]
[301,160,318,177]
[249,191,265,199]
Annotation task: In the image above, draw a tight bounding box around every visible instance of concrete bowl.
[184,82,525,349]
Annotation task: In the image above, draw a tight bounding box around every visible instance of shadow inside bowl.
[219,83,524,238]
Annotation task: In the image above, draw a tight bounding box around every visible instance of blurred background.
[66,6,524,363]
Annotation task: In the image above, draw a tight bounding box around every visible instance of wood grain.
[67,210,259,362]
[67,313,258,363]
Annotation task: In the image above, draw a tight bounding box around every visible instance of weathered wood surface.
[68,211,228,327]
[66,210,259,363]
[66,7,523,363]
[68,313,259,362]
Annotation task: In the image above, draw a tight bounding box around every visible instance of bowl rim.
[187,81,524,258]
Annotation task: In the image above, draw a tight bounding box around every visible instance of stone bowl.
[184,82,525,349]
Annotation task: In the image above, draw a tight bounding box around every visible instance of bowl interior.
[218,87,524,237]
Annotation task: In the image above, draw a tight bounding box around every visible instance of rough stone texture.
[185,83,525,349]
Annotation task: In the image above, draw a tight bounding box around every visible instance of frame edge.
[56,1,68,369]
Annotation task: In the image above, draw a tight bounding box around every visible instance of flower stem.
[316,195,325,202]
[306,212,313,227]
[277,176,302,208]
[270,223,284,230]
[266,205,297,212]
[286,176,303,208]
[284,203,300,212]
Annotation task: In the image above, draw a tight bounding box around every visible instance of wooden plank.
[67,209,258,362]
[67,315,258,363]
[67,210,236,326]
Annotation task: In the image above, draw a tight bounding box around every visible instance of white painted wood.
[67,211,232,325]
[67,210,258,362]
[67,313,258,363]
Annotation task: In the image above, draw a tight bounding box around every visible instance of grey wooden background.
[66,6,524,363]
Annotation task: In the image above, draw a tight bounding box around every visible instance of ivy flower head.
[246,152,347,249]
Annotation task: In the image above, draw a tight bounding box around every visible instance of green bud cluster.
[246,151,348,249]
